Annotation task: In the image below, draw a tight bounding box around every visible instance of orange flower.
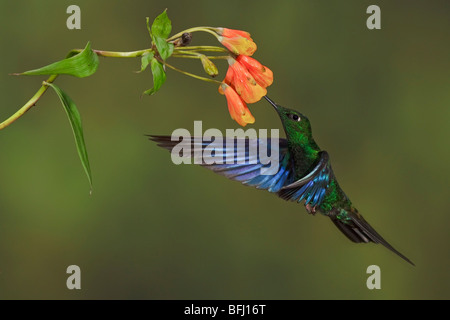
[225,57,266,104]
[216,28,253,41]
[212,28,274,126]
[219,83,255,127]
[216,28,257,56]
[223,62,234,86]
[236,55,273,88]
[219,37,257,56]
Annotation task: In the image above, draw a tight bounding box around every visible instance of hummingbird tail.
[330,210,415,266]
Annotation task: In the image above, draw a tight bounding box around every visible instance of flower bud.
[200,54,219,77]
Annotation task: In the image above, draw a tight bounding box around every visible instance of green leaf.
[150,10,173,61]
[153,37,174,60]
[46,83,93,191]
[138,52,154,73]
[151,9,172,39]
[19,42,99,78]
[146,17,153,38]
[143,58,166,95]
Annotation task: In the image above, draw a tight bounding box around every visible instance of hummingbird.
[149,96,414,266]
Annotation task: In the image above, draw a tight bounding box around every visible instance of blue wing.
[149,135,294,193]
[277,151,332,208]
[149,135,331,206]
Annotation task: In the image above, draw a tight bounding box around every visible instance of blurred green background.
[0,0,449,300]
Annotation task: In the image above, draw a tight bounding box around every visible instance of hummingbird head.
[263,96,313,140]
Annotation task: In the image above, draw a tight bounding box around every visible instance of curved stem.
[172,53,229,60]
[1,41,228,130]
[171,54,201,59]
[172,50,202,57]
[167,27,219,42]
[174,45,228,53]
[1,47,156,131]
[0,74,58,130]
[158,58,222,85]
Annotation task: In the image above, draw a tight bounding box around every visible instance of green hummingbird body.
[267,96,413,265]
[319,179,351,214]
[277,100,352,215]
[287,133,353,217]
[149,96,414,266]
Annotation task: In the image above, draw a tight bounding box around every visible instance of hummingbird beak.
[264,95,279,111]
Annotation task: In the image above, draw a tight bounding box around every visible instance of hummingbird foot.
[305,204,317,215]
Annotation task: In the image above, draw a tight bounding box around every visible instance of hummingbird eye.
[288,113,301,122]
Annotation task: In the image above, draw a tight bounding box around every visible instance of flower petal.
[226,58,266,103]
[219,36,257,56]
[220,83,255,127]
[217,28,253,41]
[237,55,273,88]
[224,65,234,86]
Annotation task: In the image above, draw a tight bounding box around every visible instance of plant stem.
[1,42,226,130]
[70,48,154,58]
[172,50,228,60]
[158,58,222,85]
[172,54,229,60]
[70,46,226,58]
[172,50,202,57]
[0,74,58,130]
[174,46,228,53]
[167,27,218,42]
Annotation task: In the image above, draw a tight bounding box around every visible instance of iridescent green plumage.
[265,96,414,265]
[149,96,414,266]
